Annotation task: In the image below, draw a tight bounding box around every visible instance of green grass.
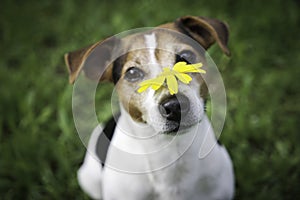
[0,0,299,199]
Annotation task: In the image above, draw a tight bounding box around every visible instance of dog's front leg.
[77,125,103,199]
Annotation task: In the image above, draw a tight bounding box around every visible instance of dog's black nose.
[159,94,190,122]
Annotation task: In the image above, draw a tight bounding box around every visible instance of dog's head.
[65,16,230,134]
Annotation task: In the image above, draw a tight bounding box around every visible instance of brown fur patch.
[128,103,144,122]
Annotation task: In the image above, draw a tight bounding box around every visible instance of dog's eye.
[176,50,196,64]
[124,67,144,82]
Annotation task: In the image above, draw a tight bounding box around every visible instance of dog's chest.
[102,138,218,200]
[102,155,204,200]
[147,158,200,200]
[102,151,222,200]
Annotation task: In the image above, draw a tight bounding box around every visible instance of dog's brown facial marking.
[114,62,146,123]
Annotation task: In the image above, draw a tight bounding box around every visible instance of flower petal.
[173,62,187,72]
[138,76,166,93]
[174,72,192,84]
[174,62,205,73]
[137,85,150,93]
[196,68,206,74]
[151,76,165,90]
[166,75,178,95]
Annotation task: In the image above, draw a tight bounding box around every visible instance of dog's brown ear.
[64,37,119,84]
[175,16,230,56]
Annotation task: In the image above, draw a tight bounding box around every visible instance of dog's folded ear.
[64,37,120,84]
[175,16,230,56]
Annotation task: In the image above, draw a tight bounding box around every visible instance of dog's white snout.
[158,94,190,122]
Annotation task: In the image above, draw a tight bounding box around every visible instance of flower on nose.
[137,61,206,95]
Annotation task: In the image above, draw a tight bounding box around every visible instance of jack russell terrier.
[65,16,234,200]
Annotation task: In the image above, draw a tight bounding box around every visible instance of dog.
[65,16,234,200]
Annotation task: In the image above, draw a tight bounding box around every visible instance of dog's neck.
[111,105,218,164]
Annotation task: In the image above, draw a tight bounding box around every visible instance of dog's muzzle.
[158,94,190,132]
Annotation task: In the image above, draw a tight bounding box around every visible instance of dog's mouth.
[162,122,191,135]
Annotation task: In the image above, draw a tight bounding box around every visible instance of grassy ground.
[0,0,299,199]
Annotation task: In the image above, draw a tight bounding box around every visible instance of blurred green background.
[0,0,299,199]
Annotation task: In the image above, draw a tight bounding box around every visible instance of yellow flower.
[137,62,206,95]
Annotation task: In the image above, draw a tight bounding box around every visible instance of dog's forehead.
[120,30,195,67]
[123,30,187,51]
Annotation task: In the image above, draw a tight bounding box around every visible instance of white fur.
[144,33,157,64]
